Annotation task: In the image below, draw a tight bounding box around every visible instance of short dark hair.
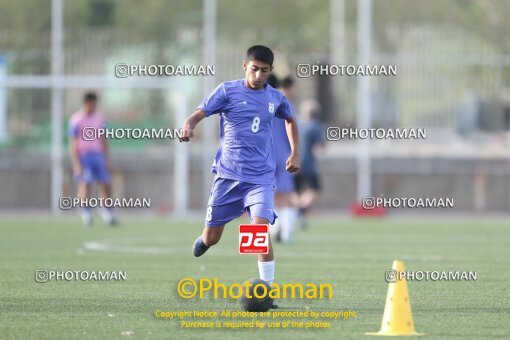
[83,92,97,102]
[266,74,279,88]
[246,45,274,66]
[281,76,294,89]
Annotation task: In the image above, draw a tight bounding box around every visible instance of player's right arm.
[179,83,227,142]
[68,119,82,175]
[180,83,227,142]
[68,137,82,175]
[179,109,206,142]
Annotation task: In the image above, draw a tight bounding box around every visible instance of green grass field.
[1,215,509,339]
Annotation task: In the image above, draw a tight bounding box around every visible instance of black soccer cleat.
[192,237,210,257]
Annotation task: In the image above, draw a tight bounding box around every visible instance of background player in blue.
[68,92,116,226]
[179,45,300,286]
[293,99,326,229]
[268,75,299,244]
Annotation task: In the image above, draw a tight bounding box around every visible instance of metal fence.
[2,0,510,213]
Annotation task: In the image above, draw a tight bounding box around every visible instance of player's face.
[83,100,97,114]
[243,60,273,90]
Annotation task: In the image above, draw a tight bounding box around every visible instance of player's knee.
[259,253,274,262]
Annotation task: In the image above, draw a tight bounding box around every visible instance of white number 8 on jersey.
[251,116,260,133]
[206,206,212,222]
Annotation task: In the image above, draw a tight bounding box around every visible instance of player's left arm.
[276,97,300,173]
[284,116,300,173]
[101,120,111,172]
[102,136,112,172]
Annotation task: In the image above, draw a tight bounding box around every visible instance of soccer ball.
[239,278,274,312]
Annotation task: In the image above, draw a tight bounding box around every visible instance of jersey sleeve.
[275,96,293,120]
[197,83,228,117]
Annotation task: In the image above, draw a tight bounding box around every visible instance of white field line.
[81,238,443,262]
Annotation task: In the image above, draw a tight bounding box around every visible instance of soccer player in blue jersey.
[269,75,299,244]
[69,92,116,226]
[179,45,300,285]
[293,99,326,228]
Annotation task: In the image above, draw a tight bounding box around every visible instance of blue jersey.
[198,79,293,185]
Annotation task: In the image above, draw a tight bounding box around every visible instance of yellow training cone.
[366,260,424,336]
